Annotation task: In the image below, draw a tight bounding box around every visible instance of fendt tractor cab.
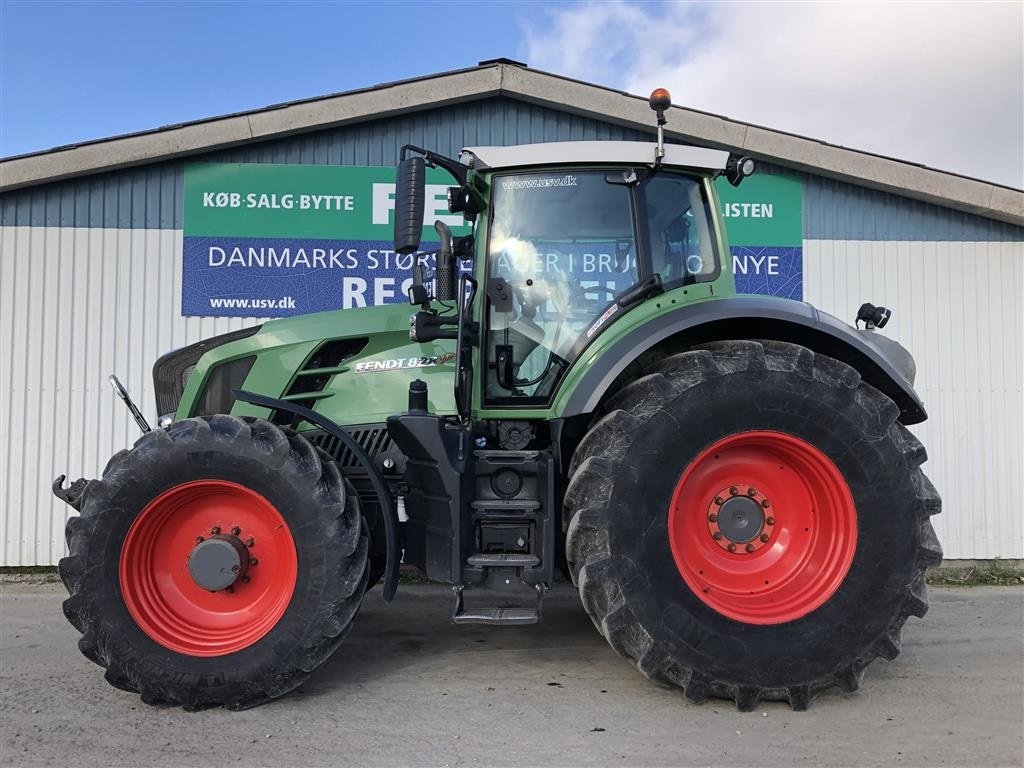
[54,90,941,712]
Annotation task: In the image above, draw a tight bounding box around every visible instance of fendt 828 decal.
[354,352,456,374]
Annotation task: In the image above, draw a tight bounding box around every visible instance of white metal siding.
[1,226,1021,564]
[0,226,263,566]
[805,239,1024,560]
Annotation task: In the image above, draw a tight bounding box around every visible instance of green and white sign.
[182,163,469,317]
[715,174,803,299]
[184,164,469,241]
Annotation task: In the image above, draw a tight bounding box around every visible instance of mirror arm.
[399,144,468,185]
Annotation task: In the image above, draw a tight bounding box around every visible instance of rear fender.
[560,296,927,424]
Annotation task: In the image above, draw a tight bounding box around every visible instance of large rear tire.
[59,415,368,710]
[564,340,942,710]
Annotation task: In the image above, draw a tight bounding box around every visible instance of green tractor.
[54,91,941,711]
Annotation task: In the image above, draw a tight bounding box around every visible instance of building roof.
[1,59,1021,225]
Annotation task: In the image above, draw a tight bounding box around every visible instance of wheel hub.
[188,534,250,591]
[707,484,774,553]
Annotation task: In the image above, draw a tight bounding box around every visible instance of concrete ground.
[1,583,1021,768]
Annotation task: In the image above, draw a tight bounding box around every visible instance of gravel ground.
[1,582,1021,768]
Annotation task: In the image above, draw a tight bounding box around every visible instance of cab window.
[642,172,718,285]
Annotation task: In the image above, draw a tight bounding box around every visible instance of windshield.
[483,169,716,405]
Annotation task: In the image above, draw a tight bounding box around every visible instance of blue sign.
[182,236,436,317]
[731,246,803,301]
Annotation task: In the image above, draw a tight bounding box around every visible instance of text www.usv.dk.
[209,296,297,310]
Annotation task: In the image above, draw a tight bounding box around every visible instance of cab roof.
[460,141,729,172]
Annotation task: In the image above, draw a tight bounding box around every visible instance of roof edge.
[0,65,504,193]
[499,66,1023,226]
[1,61,1021,226]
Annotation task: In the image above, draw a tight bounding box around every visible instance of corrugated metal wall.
[1,95,1022,565]
[0,227,260,566]
[804,239,1024,559]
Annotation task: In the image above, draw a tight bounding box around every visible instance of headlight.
[152,326,261,416]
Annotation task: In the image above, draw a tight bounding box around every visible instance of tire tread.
[58,415,368,711]
[563,341,942,710]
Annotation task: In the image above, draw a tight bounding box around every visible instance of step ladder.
[451,581,545,626]
[450,448,554,626]
[466,553,539,568]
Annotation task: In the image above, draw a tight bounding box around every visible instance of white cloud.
[524,1,1024,188]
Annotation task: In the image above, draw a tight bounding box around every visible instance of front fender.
[559,296,927,424]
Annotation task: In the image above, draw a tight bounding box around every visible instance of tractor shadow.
[286,581,922,717]
[300,581,610,694]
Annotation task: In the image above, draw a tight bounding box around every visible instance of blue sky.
[0,0,533,157]
[2,1,1021,186]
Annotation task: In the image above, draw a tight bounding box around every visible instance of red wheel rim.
[668,431,857,625]
[119,480,297,656]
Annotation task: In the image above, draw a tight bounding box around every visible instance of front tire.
[564,340,942,710]
[59,415,368,710]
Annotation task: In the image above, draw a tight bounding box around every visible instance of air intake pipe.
[434,220,457,302]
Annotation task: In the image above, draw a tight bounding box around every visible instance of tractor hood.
[171,303,458,427]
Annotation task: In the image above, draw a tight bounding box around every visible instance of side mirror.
[394,156,426,255]
[408,264,430,308]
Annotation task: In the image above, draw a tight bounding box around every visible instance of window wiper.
[615,274,664,308]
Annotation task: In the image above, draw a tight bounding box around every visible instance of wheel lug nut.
[250,558,259,566]
[244,537,255,547]
[761,499,771,508]
[714,497,724,506]
[195,536,204,544]
[727,543,737,552]
[713,532,723,540]
[760,534,769,542]
[242,575,251,584]
[225,586,234,593]
[231,526,241,536]
[747,487,757,496]
[766,517,775,525]
[729,486,738,496]
[745,543,755,553]
[210,526,220,535]
[708,514,718,523]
